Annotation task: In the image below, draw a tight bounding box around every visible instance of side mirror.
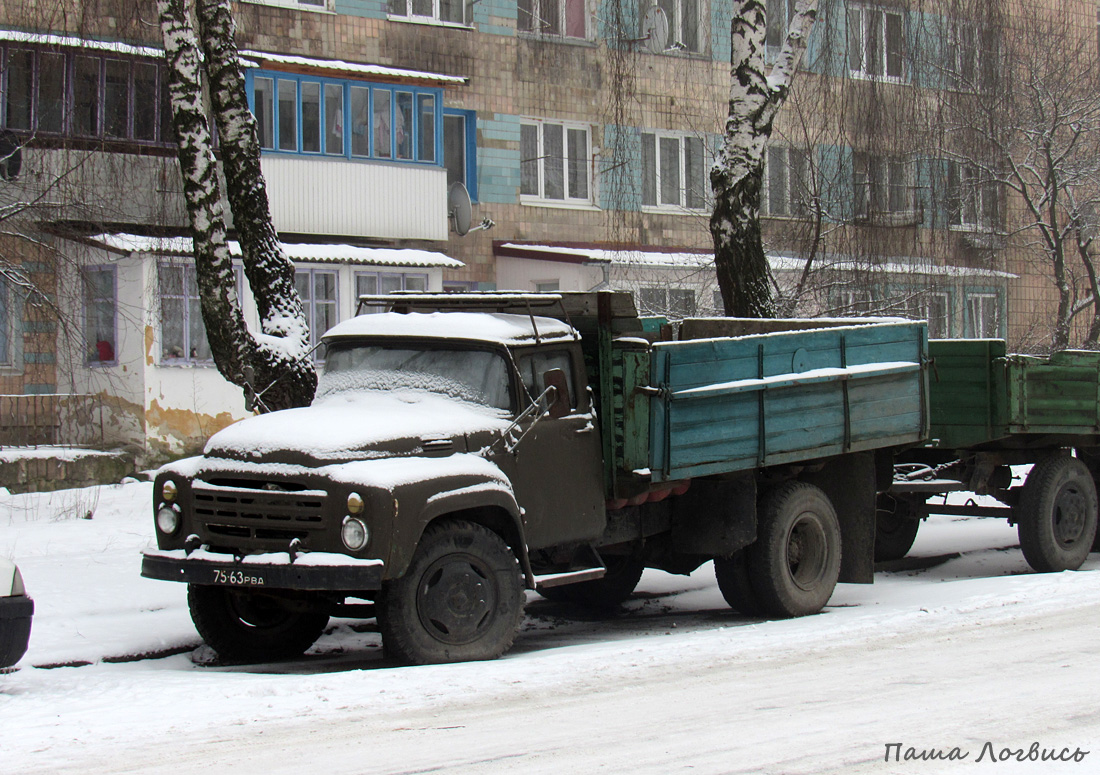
[542,368,571,419]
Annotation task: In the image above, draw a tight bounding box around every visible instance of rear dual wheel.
[715,482,841,618]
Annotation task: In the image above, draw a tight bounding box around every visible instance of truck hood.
[204,390,512,466]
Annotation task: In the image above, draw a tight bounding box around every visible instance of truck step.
[534,566,607,589]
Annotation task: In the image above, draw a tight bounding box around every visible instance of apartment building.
[0,0,1092,459]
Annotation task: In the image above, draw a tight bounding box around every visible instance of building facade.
[0,0,1094,460]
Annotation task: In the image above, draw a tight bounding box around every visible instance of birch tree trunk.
[157,0,316,411]
[711,0,817,318]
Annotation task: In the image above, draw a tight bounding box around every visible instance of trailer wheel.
[187,585,329,663]
[713,550,761,615]
[539,555,644,607]
[747,482,841,618]
[1018,455,1098,572]
[874,497,921,562]
[378,520,524,665]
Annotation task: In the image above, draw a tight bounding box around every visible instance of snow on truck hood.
[323,311,576,345]
[204,390,511,464]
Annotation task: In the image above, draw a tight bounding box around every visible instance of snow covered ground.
[3,480,1100,774]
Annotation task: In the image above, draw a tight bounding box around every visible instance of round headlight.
[341,516,369,551]
[161,480,178,502]
[347,492,364,515]
[157,505,180,536]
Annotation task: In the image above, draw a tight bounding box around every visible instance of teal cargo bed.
[928,340,1100,450]
[620,318,929,483]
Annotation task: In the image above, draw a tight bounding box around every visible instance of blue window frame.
[247,70,444,165]
[443,108,477,201]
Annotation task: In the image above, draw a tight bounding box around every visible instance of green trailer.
[883,339,1100,572]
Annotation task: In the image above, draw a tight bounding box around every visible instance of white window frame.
[520,119,594,207]
[655,0,703,53]
[847,5,905,81]
[966,292,1000,338]
[388,0,468,27]
[765,0,795,57]
[636,286,697,318]
[355,271,429,313]
[84,265,117,366]
[763,145,810,217]
[157,261,244,366]
[518,0,589,40]
[854,152,911,219]
[947,161,998,232]
[641,131,709,212]
[295,268,340,358]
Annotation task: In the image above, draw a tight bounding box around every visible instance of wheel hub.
[787,513,828,592]
[1053,483,1088,547]
[417,554,497,645]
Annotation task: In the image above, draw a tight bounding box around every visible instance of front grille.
[191,479,329,548]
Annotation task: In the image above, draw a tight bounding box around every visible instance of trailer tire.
[187,585,329,663]
[1018,455,1098,572]
[713,550,761,615]
[539,555,644,607]
[378,520,524,665]
[874,498,921,562]
[747,482,841,618]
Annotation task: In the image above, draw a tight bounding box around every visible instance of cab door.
[494,345,607,550]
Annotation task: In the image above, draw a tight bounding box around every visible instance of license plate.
[212,568,266,586]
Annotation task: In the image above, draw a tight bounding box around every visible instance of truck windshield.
[317,344,513,410]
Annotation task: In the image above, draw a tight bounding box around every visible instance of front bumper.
[0,594,34,668]
[141,548,385,592]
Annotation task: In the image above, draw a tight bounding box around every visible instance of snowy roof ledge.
[0,28,163,57]
[85,234,464,269]
[496,242,714,269]
[239,50,468,86]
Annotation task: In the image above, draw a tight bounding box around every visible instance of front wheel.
[746,482,841,618]
[378,520,524,665]
[187,585,329,663]
[1017,454,1098,572]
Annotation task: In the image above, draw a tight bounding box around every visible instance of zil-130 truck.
[142,292,928,664]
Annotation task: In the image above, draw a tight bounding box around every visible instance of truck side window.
[516,350,574,409]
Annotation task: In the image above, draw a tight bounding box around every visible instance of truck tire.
[746,482,841,618]
[713,550,761,615]
[1017,454,1098,572]
[538,555,644,607]
[874,498,921,562]
[187,585,329,663]
[378,520,524,665]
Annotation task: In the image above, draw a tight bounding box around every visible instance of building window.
[519,0,587,38]
[444,109,477,201]
[521,120,592,205]
[637,287,696,318]
[642,132,708,211]
[245,0,328,9]
[902,290,951,338]
[765,0,795,56]
[655,0,701,53]
[764,146,810,217]
[847,6,905,80]
[1,45,173,145]
[84,266,117,365]
[159,262,227,365]
[534,280,560,292]
[248,71,442,165]
[947,161,998,231]
[389,0,466,26]
[295,269,339,357]
[966,292,999,338]
[854,152,910,219]
[355,271,428,312]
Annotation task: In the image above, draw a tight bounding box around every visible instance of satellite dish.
[448,182,473,237]
[642,6,669,54]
